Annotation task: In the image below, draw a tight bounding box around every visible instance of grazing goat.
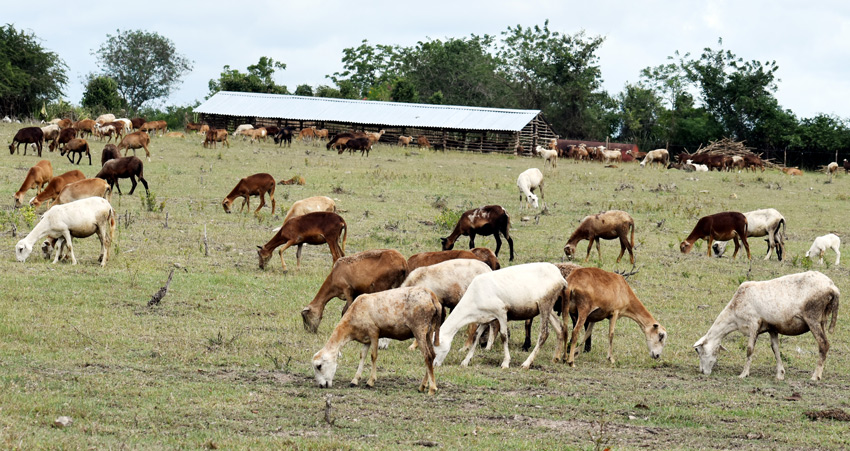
[517,168,545,210]
[15,197,115,266]
[257,212,346,270]
[827,162,839,180]
[14,160,53,208]
[29,170,86,209]
[233,124,254,138]
[117,132,151,161]
[562,268,666,366]
[139,120,167,137]
[9,127,44,156]
[301,249,408,333]
[781,167,803,176]
[535,145,558,169]
[417,135,431,150]
[222,173,276,215]
[95,156,149,195]
[680,212,750,259]
[713,209,786,261]
[101,144,121,166]
[694,271,839,380]
[407,248,500,272]
[54,118,72,129]
[433,262,566,369]
[326,132,354,151]
[805,233,840,265]
[601,149,622,164]
[564,210,635,264]
[52,128,77,152]
[56,178,112,206]
[73,119,96,138]
[441,205,514,261]
[640,149,669,168]
[397,136,413,147]
[41,124,60,149]
[339,137,372,156]
[280,196,336,224]
[164,132,185,139]
[274,126,295,147]
[130,117,147,130]
[60,138,92,165]
[203,129,230,148]
[312,286,441,394]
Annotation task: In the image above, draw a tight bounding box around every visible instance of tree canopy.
[81,74,125,113]
[0,24,68,117]
[208,56,288,97]
[93,29,192,112]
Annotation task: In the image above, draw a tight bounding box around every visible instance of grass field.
[1,123,849,449]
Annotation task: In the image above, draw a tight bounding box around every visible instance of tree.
[390,77,419,103]
[498,22,607,139]
[615,83,664,149]
[208,56,288,97]
[329,40,401,98]
[294,84,313,96]
[93,29,192,112]
[0,24,68,117]
[81,74,125,113]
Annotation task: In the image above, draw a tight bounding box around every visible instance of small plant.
[801,256,814,270]
[430,195,448,209]
[435,209,463,230]
[206,330,243,351]
[587,411,611,451]
[141,190,164,212]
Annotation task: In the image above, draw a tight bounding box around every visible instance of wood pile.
[693,138,780,168]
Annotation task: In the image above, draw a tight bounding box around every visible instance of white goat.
[806,233,840,265]
[686,159,709,172]
[827,162,839,175]
[640,149,669,168]
[15,197,116,266]
[95,113,115,125]
[694,271,839,380]
[601,149,622,164]
[433,262,566,369]
[713,208,786,260]
[311,286,441,394]
[517,168,545,210]
[535,145,558,169]
[232,124,254,138]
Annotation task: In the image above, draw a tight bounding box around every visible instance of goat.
[60,138,92,165]
[9,127,44,156]
[101,144,121,166]
[203,129,230,148]
[680,212,750,259]
[339,137,372,156]
[564,210,635,264]
[14,160,53,208]
[311,286,441,394]
[601,149,622,164]
[29,170,86,209]
[40,124,61,150]
[640,149,669,168]
[301,249,408,333]
[73,119,96,138]
[95,156,149,196]
[712,209,786,261]
[117,132,151,161]
[130,117,146,130]
[95,113,116,125]
[694,271,839,380]
[535,146,558,169]
[561,267,666,366]
[52,128,77,153]
[441,205,514,261]
[517,168,545,210]
[15,197,115,267]
[805,233,840,265]
[417,135,431,150]
[433,262,566,369]
[407,248,499,272]
[397,136,413,147]
[257,212,346,271]
[222,173,276,215]
[274,126,295,147]
[56,178,112,206]
[781,167,803,176]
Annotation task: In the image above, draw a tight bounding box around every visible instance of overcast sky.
[6,0,849,119]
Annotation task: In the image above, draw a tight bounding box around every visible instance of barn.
[194,91,559,153]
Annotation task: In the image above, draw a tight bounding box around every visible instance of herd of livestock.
[4,116,843,396]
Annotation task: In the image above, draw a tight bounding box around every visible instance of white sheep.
[232,124,254,138]
[640,149,669,168]
[535,145,558,169]
[686,159,709,172]
[311,286,441,394]
[694,271,839,380]
[15,197,116,267]
[806,233,840,265]
[517,168,545,210]
[433,262,566,369]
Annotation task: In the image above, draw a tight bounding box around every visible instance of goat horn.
[613,264,640,279]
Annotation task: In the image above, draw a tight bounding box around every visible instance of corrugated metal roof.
[194,91,541,132]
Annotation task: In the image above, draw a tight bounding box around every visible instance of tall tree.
[329,40,401,98]
[498,22,606,138]
[81,74,125,113]
[208,56,288,97]
[93,29,192,111]
[0,24,68,117]
[615,83,664,149]
[294,84,313,96]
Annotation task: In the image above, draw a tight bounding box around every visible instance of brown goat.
[203,129,229,148]
[301,249,409,333]
[9,127,44,156]
[14,160,53,207]
[52,128,77,152]
[561,268,667,366]
[73,119,96,138]
[117,132,151,161]
[781,167,803,176]
[56,178,112,205]
[563,210,635,264]
[60,138,92,165]
[398,136,413,147]
[407,248,500,272]
[95,156,149,195]
[55,118,72,129]
[222,173,276,215]
[29,170,86,209]
[417,135,431,150]
[257,211,347,271]
[130,117,146,130]
[101,144,121,166]
[441,205,514,261]
[680,211,750,259]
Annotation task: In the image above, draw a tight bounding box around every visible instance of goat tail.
[828,289,839,335]
[430,294,442,348]
[340,220,347,254]
[630,219,636,250]
[779,218,787,243]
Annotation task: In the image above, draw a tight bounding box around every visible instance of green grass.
[1,124,850,449]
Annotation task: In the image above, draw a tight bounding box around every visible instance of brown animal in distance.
[680,211,751,259]
[222,173,276,215]
[564,210,635,264]
[257,211,347,271]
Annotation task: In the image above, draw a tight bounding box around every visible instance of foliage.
[614,83,664,149]
[208,56,288,97]
[81,74,125,114]
[294,84,313,96]
[329,40,401,98]
[93,29,192,112]
[315,85,342,98]
[137,102,200,130]
[0,24,68,118]
[390,77,419,103]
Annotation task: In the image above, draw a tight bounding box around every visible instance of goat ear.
[256,245,262,250]
[693,337,706,348]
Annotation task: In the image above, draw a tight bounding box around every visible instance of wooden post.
[442,129,447,151]
[784,147,787,167]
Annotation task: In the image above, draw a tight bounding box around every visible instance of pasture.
[1,123,849,449]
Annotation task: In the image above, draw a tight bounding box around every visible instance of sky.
[6,0,850,119]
